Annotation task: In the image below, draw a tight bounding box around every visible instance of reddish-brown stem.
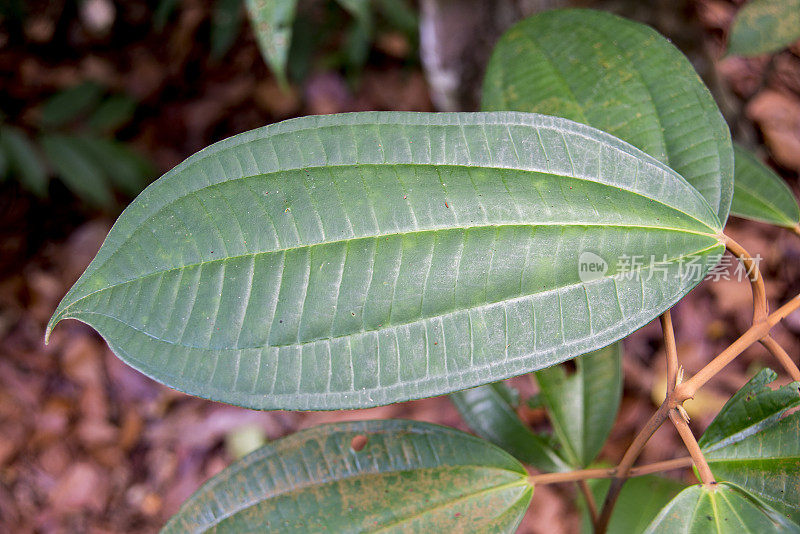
[596,401,671,533]
[792,224,800,238]
[578,480,599,526]
[528,456,693,485]
[760,335,800,381]
[675,293,800,400]
[661,310,679,392]
[668,409,715,485]
[724,235,768,324]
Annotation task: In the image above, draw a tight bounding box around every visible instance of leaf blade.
[245,0,297,86]
[644,482,800,533]
[535,343,623,467]
[482,9,734,224]
[451,382,569,473]
[48,111,724,410]
[731,144,800,228]
[700,369,800,524]
[727,0,800,56]
[161,419,532,533]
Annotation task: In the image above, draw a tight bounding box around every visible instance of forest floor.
[1,1,799,532]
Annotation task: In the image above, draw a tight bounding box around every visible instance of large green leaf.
[162,419,532,533]
[451,382,568,473]
[644,482,800,533]
[580,476,685,534]
[727,0,800,56]
[535,343,622,467]
[701,369,800,524]
[47,111,724,410]
[245,0,297,85]
[482,9,734,224]
[731,144,800,228]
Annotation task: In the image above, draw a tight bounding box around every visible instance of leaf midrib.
[62,241,724,351]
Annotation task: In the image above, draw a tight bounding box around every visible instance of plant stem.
[724,235,768,324]
[792,224,800,238]
[760,335,800,381]
[596,401,671,533]
[578,480,599,526]
[668,409,715,485]
[675,293,800,400]
[661,310,679,392]
[528,456,692,485]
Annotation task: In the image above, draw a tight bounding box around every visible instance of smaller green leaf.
[211,0,243,60]
[87,95,138,133]
[0,125,48,196]
[451,382,569,473]
[580,476,685,534]
[40,134,114,208]
[71,136,153,197]
[162,420,533,533]
[700,370,800,524]
[644,482,800,533]
[40,82,105,128]
[245,0,297,86]
[535,343,622,467]
[699,368,800,452]
[728,0,800,56]
[731,144,800,228]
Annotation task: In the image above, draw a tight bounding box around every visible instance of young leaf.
[482,9,734,224]
[643,482,800,533]
[451,382,569,473]
[0,125,48,196]
[162,419,532,533]
[47,112,725,410]
[39,82,105,128]
[245,0,297,86]
[580,476,685,534]
[700,370,800,524]
[40,134,114,208]
[727,0,800,56]
[210,0,243,60]
[535,343,622,467]
[731,144,800,229]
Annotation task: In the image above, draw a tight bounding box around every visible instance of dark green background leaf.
[535,343,622,467]
[727,0,800,56]
[245,0,297,85]
[0,125,48,196]
[162,419,532,533]
[580,476,685,534]
[451,382,568,473]
[731,144,800,228]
